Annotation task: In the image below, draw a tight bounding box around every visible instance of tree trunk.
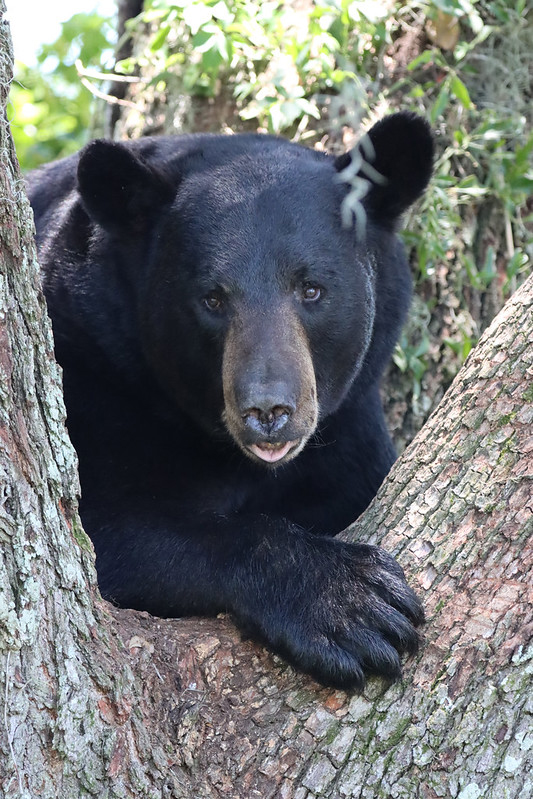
[1,7,532,798]
[106,0,144,134]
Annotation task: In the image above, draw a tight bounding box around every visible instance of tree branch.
[99,274,533,798]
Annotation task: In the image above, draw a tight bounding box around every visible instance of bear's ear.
[334,112,433,224]
[77,140,175,233]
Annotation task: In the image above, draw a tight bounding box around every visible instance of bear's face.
[76,113,433,466]
[140,152,377,465]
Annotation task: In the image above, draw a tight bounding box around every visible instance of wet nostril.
[242,404,293,434]
[242,407,262,424]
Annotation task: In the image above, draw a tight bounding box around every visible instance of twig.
[79,76,141,110]
[74,59,141,84]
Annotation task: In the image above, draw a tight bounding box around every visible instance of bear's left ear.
[77,140,176,233]
[334,112,434,225]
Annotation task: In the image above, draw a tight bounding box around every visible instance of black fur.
[28,113,433,688]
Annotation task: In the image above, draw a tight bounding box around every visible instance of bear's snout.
[222,307,318,466]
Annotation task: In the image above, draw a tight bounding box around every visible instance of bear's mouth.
[247,440,299,464]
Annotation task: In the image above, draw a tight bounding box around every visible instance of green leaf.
[430,84,450,123]
[506,250,529,276]
[406,50,435,71]
[509,176,533,193]
[450,75,472,109]
[201,46,224,72]
[115,57,136,74]
[413,337,429,358]
[150,25,171,52]
[514,135,533,169]
[193,31,217,53]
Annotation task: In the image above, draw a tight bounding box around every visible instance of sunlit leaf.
[450,75,472,109]
[183,3,213,35]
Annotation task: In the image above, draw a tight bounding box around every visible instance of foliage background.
[10,0,532,445]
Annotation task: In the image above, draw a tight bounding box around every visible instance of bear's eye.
[301,284,322,303]
[203,292,224,311]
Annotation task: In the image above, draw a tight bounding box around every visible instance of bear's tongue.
[249,441,294,463]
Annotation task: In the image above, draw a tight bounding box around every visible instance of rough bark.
[1,6,532,798]
[0,8,128,796]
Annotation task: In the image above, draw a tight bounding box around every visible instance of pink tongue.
[249,441,293,463]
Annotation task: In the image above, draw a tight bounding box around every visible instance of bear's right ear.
[334,112,434,226]
[77,140,175,233]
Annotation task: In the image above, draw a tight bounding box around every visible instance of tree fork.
[1,5,532,795]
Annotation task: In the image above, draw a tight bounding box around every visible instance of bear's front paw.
[233,535,424,689]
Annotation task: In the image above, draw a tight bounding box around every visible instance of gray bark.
[0,7,118,796]
[1,5,532,797]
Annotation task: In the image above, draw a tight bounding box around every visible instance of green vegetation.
[11,12,114,169]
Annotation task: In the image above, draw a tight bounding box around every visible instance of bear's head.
[77,113,433,466]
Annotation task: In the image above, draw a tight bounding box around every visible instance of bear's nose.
[242,403,293,436]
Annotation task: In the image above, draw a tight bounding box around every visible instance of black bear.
[28,112,433,688]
